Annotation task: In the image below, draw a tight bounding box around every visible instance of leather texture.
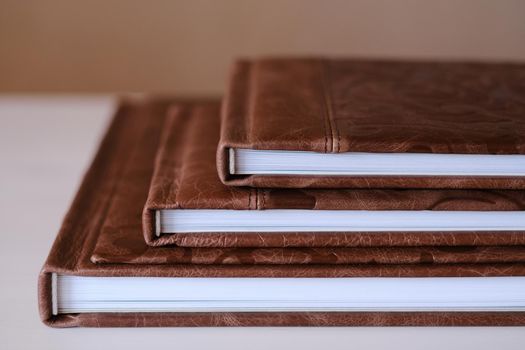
[46,312,525,328]
[40,98,525,327]
[91,109,525,263]
[145,101,525,248]
[218,58,525,189]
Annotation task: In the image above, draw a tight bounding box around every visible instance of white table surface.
[0,95,524,349]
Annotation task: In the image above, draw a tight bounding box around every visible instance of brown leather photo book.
[39,99,525,327]
[218,58,525,189]
[144,101,525,248]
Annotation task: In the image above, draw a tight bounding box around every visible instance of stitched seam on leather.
[318,61,330,153]
[96,110,167,259]
[321,60,339,153]
[329,61,341,153]
[149,106,190,211]
[160,114,178,208]
[246,61,257,148]
[77,107,148,270]
[170,106,195,211]
[76,114,137,269]
[322,108,328,153]
[72,148,119,271]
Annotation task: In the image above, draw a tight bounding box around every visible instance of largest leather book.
[40,98,525,327]
[218,58,525,189]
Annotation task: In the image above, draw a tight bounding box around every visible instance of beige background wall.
[1,0,524,94]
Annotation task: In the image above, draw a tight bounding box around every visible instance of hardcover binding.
[144,101,525,248]
[218,58,525,189]
[40,98,525,327]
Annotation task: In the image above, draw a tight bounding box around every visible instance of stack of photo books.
[39,58,525,327]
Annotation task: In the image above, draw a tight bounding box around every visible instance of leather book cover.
[218,58,525,189]
[144,101,525,248]
[40,98,525,327]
